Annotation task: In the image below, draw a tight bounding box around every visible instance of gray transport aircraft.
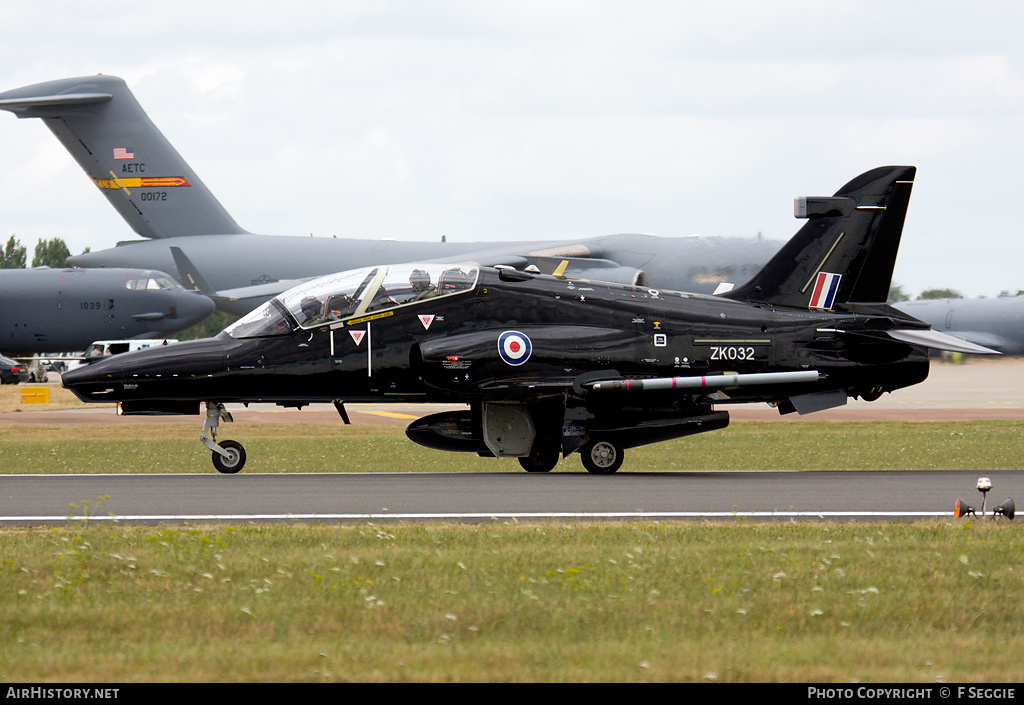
[0,266,214,354]
[896,296,1024,355]
[0,75,783,316]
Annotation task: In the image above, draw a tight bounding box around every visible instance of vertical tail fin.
[722,166,915,309]
[0,75,248,239]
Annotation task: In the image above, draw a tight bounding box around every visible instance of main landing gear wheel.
[859,386,884,402]
[211,439,246,474]
[519,451,560,473]
[580,439,624,474]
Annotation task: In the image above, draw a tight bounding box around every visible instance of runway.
[1,359,1022,526]
[2,470,1019,526]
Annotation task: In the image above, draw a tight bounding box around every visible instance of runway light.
[977,477,992,516]
[993,499,1015,521]
[955,478,1015,521]
[954,498,976,518]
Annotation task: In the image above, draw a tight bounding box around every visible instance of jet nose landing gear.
[201,402,247,474]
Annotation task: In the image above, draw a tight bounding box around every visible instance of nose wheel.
[201,402,247,474]
[211,439,246,474]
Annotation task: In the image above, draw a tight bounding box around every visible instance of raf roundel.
[497,331,532,366]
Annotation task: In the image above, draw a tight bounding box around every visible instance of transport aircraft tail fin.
[722,166,915,309]
[0,75,248,239]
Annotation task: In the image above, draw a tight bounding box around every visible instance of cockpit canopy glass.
[124,273,180,290]
[224,263,479,338]
[222,299,293,339]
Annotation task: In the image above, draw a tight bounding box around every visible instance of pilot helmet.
[409,269,431,292]
[437,268,472,293]
[299,295,321,320]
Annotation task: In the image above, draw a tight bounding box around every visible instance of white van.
[66,339,178,372]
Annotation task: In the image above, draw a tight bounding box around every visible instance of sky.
[1,1,1022,298]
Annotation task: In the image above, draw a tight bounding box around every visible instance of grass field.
[1,418,1021,474]
[1,521,1021,683]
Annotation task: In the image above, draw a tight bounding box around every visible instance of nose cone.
[133,290,215,336]
[175,290,216,328]
[65,251,93,268]
[67,248,138,269]
[61,337,230,403]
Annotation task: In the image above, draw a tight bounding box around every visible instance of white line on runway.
[1,510,956,523]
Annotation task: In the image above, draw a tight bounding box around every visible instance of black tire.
[580,439,623,474]
[519,451,559,473]
[212,439,246,474]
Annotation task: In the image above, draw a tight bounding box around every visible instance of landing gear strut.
[201,402,246,474]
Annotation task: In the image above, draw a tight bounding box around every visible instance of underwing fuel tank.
[405,410,484,453]
[405,408,732,456]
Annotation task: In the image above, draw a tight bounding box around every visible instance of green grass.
[0,420,1021,473]
[1,521,1022,682]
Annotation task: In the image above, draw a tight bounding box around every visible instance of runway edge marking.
[1,510,956,524]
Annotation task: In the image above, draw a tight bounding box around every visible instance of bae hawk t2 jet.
[61,166,996,473]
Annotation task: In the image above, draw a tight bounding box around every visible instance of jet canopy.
[225,263,480,338]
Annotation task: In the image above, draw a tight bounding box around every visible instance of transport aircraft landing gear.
[580,439,623,474]
[201,402,247,474]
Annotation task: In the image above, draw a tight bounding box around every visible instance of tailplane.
[0,75,248,239]
[722,166,915,309]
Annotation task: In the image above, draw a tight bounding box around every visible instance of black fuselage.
[62,266,930,409]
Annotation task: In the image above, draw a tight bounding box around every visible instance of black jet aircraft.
[61,166,996,474]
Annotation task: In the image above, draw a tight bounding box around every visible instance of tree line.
[888,283,1024,302]
[1,235,83,269]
